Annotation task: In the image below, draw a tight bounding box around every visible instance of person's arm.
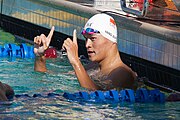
[34,26,55,72]
[72,58,99,91]
[62,30,99,91]
[34,55,47,72]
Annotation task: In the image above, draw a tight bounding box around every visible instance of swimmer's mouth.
[87,51,95,54]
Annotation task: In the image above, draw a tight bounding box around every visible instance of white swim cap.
[82,13,117,43]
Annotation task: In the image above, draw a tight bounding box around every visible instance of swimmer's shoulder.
[108,65,138,90]
[109,64,134,76]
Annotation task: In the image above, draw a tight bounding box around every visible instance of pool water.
[0,29,180,120]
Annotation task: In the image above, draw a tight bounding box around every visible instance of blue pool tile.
[178,57,180,70]
[164,41,173,55]
[142,46,148,60]
[178,44,180,57]
[147,47,152,61]
[138,45,143,58]
[168,54,173,68]
[172,56,178,69]
[118,28,125,39]
[155,50,162,64]
[173,44,178,57]
[121,40,126,52]
[135,44,139,56]
[151,49,156,62]
[138,34,142,45]
[164,53,169,67]
[132,31,140,43]
[147,36,152,48]
[130,42,135,55]
[151,38,164,51]
[126,41,131,54]
[139,34,145,45]
[118,39,123,52]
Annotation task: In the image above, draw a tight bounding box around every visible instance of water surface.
[0,28,179,120]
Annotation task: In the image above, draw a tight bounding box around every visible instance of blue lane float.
[63,88,165,103]
[0,43,34,58]
[14,88,165,103]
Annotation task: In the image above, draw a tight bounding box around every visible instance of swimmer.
[34,13,137,91]
[34,26,55,72]
[0,81,14,101]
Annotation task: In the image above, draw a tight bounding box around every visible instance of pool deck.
[67,0,180,32]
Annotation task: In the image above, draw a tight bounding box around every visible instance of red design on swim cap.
[45,48,57,58]
[110,18,116,25]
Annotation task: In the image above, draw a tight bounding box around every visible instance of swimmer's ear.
[73,29,77,46]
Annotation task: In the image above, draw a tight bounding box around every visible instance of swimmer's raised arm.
[34,26,55,72]
[62,30,99,91]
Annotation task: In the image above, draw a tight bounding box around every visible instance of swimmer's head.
[82,13,117,43]
[0,82,15,100]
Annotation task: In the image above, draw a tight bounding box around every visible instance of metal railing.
[120,0,149,17]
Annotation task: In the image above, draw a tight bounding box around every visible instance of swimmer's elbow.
[34,67,47,73]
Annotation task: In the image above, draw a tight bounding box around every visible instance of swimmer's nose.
[85,39,92,48]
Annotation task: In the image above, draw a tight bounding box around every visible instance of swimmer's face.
[83,33,111,62]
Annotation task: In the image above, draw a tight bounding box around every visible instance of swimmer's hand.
[34,26,55,56]
[62,29,79,65]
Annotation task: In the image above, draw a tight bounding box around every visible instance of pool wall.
[0,0,179,91]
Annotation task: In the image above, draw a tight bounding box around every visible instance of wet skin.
[34,27,137,91]
[0,81,14,101]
